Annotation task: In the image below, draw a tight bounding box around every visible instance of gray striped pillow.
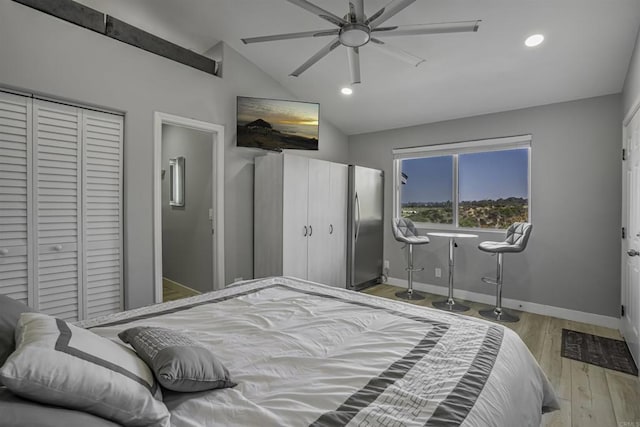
[0,313,170,427]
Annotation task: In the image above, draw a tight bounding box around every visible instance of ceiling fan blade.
[347,47,361,84]
[286,0,348,27]
[290,37,342,77]
[373,20,481,37]
[369,38,425,67]
[366,0,416,28]
[242,29,339,44]
[349,0,365,23]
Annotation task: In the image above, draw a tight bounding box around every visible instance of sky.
[402,155,453,203]
[237,97,319,139]
[401,149,528,203]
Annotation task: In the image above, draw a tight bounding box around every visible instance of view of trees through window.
[400,148,529,229]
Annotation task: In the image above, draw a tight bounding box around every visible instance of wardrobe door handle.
[303,226,308,237]
[53,245,63,251]
[309,225,312,236]
[329,224,333,234]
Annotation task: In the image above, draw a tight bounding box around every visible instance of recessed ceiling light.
[341,87,353,95]
[525,34,544,47]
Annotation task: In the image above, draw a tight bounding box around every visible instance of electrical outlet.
[435,268,442,278]
[383,260,390,269]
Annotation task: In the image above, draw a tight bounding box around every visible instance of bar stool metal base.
[479,252,520,323]
[479,308,519,323]
[433,298,470,312]
[395,289,426,300]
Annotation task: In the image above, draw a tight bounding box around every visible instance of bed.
[70,276,558,426]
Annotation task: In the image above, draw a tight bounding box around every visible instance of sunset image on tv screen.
[237,97,319,150]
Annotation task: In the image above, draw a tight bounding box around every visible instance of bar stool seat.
[395,234,431,245]
[392,218,429,300]
[478,222,532,322]
[479,241,528,253]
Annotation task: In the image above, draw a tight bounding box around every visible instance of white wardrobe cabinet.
[0,91,123,321]
[254,153,347,287]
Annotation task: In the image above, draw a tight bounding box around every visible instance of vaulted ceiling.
[77,0,640,135]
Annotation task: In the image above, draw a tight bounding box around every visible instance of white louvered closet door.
[33,99,82,321]
[0,93,32,304]
[82,110,123,318]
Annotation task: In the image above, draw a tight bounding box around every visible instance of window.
[393,135,531,230]
[400,156,453,224]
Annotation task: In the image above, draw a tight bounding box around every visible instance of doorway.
[153,113,225,303]
[622,103,640,365]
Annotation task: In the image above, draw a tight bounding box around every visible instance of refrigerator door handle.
[355,192,361,242]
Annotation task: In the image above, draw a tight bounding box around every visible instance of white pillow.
[0,313,170,427]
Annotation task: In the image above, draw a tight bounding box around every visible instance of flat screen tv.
[237,96,319,151]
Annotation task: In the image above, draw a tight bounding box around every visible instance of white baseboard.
[386,277,620,330]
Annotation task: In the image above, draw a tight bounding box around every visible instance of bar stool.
[391,218,430,300]
[478,222,532,322]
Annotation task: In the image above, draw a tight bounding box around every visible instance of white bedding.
[80,277,559,427]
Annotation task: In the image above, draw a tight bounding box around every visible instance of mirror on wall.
[169,156,185,207]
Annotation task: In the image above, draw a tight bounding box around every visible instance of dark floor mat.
[561,328,637,376]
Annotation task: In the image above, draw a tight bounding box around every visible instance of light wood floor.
[363,284,640,427]
[162,277,200,302]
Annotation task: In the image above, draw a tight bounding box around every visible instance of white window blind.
[392,134,532,159]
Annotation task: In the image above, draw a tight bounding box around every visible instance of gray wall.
[623,27,640,116]
[161,124,213,293]
[0,2,348,308]
[349,94,622,317]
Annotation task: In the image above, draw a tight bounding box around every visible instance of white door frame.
[153,112,225,303]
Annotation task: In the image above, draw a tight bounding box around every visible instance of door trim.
[153,112,225,303]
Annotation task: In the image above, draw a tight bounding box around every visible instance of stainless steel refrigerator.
[347,165,384,290]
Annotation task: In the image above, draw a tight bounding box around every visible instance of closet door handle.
[309,225,313,236]
[303,226,308,237]
[0,248,8,256]
[53,245,63,251]
[329,224,333,234]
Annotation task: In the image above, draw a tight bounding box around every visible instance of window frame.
[393,134,532,232]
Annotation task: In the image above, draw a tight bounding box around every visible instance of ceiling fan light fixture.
[341,87,353,95]
[525,34,544,47]
[339,23,371,47]
[241,1,481,83]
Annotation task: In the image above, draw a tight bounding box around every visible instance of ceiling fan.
[241,0,481,84]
